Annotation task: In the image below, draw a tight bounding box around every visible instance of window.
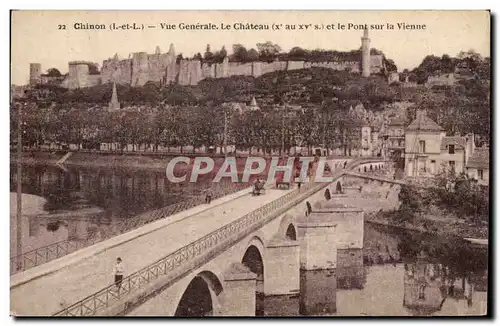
[449,144,455,154]
[419,140,426,153]
[478,169,484,180]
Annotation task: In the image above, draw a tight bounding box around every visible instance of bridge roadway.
[10,184,302,316]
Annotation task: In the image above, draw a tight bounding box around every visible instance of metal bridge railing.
[10,182,250,275]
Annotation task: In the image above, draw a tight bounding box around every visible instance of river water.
[9,163,244,256]
[10,164,488,316]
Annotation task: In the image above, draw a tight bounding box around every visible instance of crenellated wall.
[53,52,386,89]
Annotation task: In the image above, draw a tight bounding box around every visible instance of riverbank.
[365,210,488,243]
[10,151,255,173]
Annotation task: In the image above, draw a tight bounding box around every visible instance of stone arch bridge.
[11,159,398,317]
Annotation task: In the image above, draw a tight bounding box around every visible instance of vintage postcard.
[10,10,490,317]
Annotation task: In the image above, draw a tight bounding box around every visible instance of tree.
[176,54,184,64]
[429,171,489,224]
[213,46,228,63]
[204,44,214,62]
[88,63,100,75]
[193,52,203,61]
[384,59,398,72]
[231,44,249,62]
[256,41,282,62]
[46,68,62,77]
[287,47,309,61]
[247,48,259,62]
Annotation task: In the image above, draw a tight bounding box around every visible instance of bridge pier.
[297,218,338,271]
[299,269,337,315]
[218,263,257,316]
[264,238,300,296]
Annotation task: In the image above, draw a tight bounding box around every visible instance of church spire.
[108,82,120,111]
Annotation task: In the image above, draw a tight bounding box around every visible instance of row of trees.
[11,99,364,156]
[401,49,490,84]
[185,42,396,69]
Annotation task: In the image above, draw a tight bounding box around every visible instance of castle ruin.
[30,30,386,89]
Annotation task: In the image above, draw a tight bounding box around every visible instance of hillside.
[24,68,397,111]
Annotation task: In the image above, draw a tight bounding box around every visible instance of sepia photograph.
[9,10,490,317]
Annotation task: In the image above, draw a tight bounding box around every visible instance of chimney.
[465,133,475,165]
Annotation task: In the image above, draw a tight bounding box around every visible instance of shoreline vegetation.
[366,173,489,242]
[366,214,488,243]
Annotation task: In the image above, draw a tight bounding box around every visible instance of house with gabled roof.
[404,110,489,184]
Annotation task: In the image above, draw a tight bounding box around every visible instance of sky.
[10,10,490,85]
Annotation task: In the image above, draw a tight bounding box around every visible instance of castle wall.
[178,60,190,85]
[68,64,89,89]
[251,62,262,77]
[188,60,202,85]
[286,61,305,70]
[51,46,385,89]
[201,63,216,79]
[260,61,287,75]
[29,63,42,85]
[227,62,253,77]
[87,74,102,87]
[131,52,150,86]
[307,61,360,73]
[370,55,385,74]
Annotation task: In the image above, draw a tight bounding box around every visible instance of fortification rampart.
[37,31,387,89]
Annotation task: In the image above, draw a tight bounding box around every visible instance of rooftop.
[407,111,444,132]
[466,147,489,169]
[440,136,466,150]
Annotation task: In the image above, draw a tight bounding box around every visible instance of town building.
[403,110,488,184]
[466,146,489,185]
[382,117,406,158]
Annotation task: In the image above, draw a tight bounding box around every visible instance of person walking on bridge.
[113,257,124,291]
[205,187,213,204]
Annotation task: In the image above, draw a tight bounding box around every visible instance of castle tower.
[167,43,175,56]
[29,63,42,85]
[155,45,161,55]
[108,82,120,111]
[165,43,177,84]
[361,28,371,77]
[68,61,90,89]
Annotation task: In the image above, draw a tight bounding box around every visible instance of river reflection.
[10,164,248,256]
[258,223,488,316]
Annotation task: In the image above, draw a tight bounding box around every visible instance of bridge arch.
[336,181,343,194]
[285,223,297,241]
[174,270,223,317]
[242,237,265,276]
[241,237,265,315]
[324,188,331,200]
[277,215,298,241]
